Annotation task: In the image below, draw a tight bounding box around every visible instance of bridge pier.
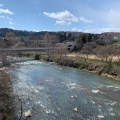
[34,54,41,60]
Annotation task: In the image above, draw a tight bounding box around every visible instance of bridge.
[0,47,47,52]
[0,46,66,66]
[0,47,49,66]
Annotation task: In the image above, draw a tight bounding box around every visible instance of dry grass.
[67,53,119,61]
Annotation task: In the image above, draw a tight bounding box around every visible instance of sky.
[0,0,120,33]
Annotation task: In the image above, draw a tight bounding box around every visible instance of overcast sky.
[0,0,120,33]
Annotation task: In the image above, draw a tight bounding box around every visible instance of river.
[6,60,120,120]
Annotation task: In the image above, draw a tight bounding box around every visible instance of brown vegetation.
[0,70,14,120]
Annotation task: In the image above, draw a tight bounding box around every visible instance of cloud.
[79,17,93,23]
[55,20,71,26]
[0,16,14,25]
[67,21,71,25]
[43,10,94,26]
[7,16,13,20]
[33,30,40,32]
[0,8,13,14]
[105,9,120,27]
[0,15,5,19]
[0,4,3,7]
[82,27,120,33]
[72,28,81,32]
[43,10,79,22]
[55,20,66,25]
[9,21,15,25]
[9,26,15,29]
[71,27,120,33]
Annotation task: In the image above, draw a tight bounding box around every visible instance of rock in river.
[73,107,78,112]
[24,110,32,117]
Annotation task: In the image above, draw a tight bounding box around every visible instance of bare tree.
[115,45,120,62]
[53,43,68,60]
[5,32,15,41]
[81,42,97,62]
[5,32,16,47]
[94,45,116,67]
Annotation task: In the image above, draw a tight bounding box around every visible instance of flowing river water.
[6,60,120,120]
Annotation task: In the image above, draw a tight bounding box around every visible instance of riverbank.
[0,69,14,120]
[17,51,120,81]
[47,56,120,81]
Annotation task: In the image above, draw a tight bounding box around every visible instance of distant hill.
[0,28,87,38]
[0,28,47,37]
[0,28,120,44]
